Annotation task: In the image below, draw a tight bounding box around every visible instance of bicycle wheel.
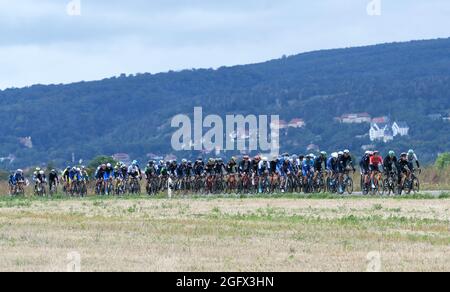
[346,178,354,195]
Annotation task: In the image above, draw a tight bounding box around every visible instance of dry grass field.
[0,194,449,272]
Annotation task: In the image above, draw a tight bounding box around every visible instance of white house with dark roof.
[370,121,410,143]
[392,121,410,137]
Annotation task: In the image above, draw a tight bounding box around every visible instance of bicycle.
[370,170,383,195]
[34,181,47,197]
[128,177,141,195]
[340,169,354,195]
[382,170,398,196]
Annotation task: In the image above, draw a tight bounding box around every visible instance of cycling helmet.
[107,163,112,168]
[400,152,407,157]
[132,160,138,166]
[373,151,379,155]
[389,151,395,157]
[332,152,339,159]
[76,168,81,172]
[320,151,327,157]
[182,159,188,164]
[292,155,298,160]
[36,167,41,172]
[243,155,249,160]
[262,157,268,162]
[17,169,23,173]
[344,150,350,154]
[408,149,414,155]
[338,151,344,156]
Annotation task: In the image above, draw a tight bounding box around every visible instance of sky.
[1,0,450,89]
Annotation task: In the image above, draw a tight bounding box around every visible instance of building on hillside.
[306,144,320,152]
[270,120,288,130]
[428,114,443,120]
[370,121,409,143]
[392,121,410,137]
[372,116,390,124]
[335,113,371,124]
[288,118,306,128]
[112,153,131,164]
[361,145,376,151]
[19,137,33,149]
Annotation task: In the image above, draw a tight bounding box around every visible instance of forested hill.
[1,38,450,168]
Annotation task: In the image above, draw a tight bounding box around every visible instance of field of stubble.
[0,194,449,272]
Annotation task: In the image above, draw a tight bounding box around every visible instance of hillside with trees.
[1,38,450,168]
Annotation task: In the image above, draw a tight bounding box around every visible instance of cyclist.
[33,169,46,190]
[226,157,238,174]
[269,156,279,175]
[215,158,227,176]
[48,169,59,191]
[194,158,205,176]
[205,158,216,175]
[369,151,383,189]
[407,149,421,172]
[128,160,142,180]
[302,154,315,185]
[145,161,157,180]
[314,152,327,179]
[168,160,178,177]
[359,151,372,188]
[277,156,293,192]
[327,152,339,174]
[397,153,411,187]
[9,169,25,191]
[239,155,252,175]
[258,157,270,176]
[384,151,398,176]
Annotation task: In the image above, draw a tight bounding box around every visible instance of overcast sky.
[0,0,449,89]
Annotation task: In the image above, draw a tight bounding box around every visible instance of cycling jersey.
[257,161,270,176]
[383,156,398,173]
[302,159,314,177]
[369,155,383,172]
[128,165,141,178]
[103,167,114,180]
[226,162,238,174]
[326,157,339,172]
[359,155,371,174]
[277,160,293,177]
[239,160,252,174]
[215,163,226,176]
[314,157,326,172]
[407,153,420,170]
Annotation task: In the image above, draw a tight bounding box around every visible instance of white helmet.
[332,152,339,159]
[262,157,268,162]
[107,163,112,168]
[344,150,350,154]
[39,170,44,175]
[338,151,344,156]
[17,169,23,173]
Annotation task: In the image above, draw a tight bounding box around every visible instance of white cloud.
[0,0,450,89]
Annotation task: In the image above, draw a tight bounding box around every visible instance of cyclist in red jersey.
[369,151,383,182]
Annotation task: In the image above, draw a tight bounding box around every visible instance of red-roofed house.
[288,118,306,128]
[372,116,390,124]
[336,113,371,124]
[270,120,288,130]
